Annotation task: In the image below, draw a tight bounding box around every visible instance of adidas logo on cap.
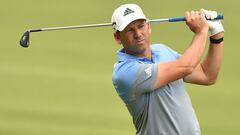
[124,8,135,16]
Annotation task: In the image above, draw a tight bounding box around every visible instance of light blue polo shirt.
[112,44,200,135]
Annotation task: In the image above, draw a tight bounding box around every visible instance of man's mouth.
[136,39,145,44]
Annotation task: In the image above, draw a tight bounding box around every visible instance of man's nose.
[134,29,142,38]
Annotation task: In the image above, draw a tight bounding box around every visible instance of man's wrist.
[210,37,223,44]
[210,32,224,39]
[210,32,224,44]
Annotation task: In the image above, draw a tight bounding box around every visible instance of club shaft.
[41,23,112,31]
[32,19,168,32]
[29,14,223,32]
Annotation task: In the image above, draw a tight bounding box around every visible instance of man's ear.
[113,32,122,44]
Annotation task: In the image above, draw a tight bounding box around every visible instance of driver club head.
[20,30,30,48]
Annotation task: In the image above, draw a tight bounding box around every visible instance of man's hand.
[185,9,209,34]
[203,9,224,36]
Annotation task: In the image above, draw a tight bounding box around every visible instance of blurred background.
[0,0,238,135]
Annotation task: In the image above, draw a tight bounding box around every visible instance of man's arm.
[154,9,209,89]
[184,32,224,85]
[184,10,224,85]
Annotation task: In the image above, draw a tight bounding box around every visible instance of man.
[111,4,224,135]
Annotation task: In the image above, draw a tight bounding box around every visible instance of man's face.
[114,19,151,56]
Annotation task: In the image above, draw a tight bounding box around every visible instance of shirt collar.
[116,47,157,62]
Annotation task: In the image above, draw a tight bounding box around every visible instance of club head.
[20,30,30,48]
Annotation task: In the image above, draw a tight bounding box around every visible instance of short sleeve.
[112,61,158,102]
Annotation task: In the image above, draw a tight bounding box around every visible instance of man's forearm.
[201,32,224,83]
[179,31,208,69]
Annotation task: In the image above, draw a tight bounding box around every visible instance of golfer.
[111,4,224,135]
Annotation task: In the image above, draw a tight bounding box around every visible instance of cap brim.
[117,17,147,31]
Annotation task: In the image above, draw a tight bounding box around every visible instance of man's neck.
[125,47,152,60]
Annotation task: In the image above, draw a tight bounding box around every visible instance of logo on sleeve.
[144,67,152,77]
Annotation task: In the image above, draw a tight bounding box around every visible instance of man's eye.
[126,29,133,33]
[139,24,145,29]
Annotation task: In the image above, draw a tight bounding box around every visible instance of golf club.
[20,14,224,48]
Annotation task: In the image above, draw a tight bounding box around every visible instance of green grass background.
[0,0,238,134]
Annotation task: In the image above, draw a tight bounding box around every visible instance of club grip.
[169,13,224,22]
[215,14,224,20]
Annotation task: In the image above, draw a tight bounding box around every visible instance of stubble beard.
[125,41,150,57]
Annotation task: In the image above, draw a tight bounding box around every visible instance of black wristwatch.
[210,37,224,44]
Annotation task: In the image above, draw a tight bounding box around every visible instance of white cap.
[111,4,147,32]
